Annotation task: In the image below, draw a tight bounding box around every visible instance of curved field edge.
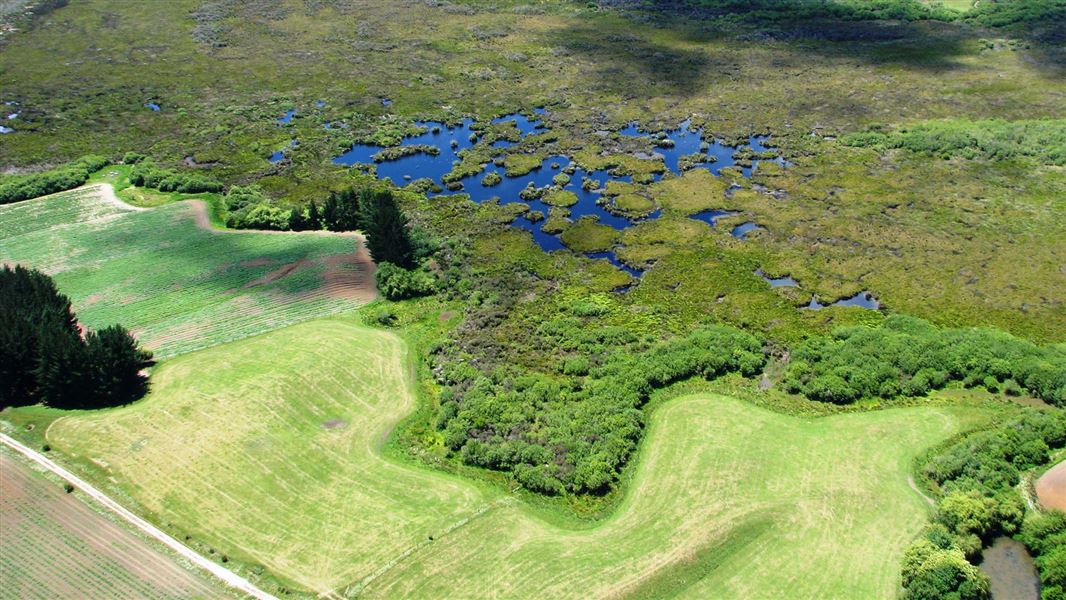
[0,184,376,359]
[43,315,995,598]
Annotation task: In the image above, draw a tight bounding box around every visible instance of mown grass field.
[0,185,375,358]
[46,315,994,598]
[0,451,225,599]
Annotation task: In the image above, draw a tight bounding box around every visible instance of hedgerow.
[129,158,223,194]
[0,155,109,204]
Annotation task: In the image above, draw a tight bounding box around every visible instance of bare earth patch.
[1036,460,1066,512]
[243,259,310,288]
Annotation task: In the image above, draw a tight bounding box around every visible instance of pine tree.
[335,188,362,231]
[85,325,153,405]
[287,207,307,231]
[307,199,322,230]
[322,193,339,231]
[1,265,81,407]
[361,189,415,268]
[33,330,90,408]
[1,265,153,409]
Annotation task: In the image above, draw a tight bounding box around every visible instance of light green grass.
[0,451,227,600]
[45,316,992,598]
[0,186,373,358]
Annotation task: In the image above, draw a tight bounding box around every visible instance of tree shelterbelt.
[0,265,153,409]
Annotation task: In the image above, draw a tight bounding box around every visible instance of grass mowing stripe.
[620,516,777,600]
[44,315,994,598]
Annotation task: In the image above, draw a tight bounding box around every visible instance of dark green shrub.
[784,315,1066,405]
[129,159,221,193]
[374,262,437,300]
[0,155,110,204]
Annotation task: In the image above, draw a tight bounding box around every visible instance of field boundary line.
[0,432,279,600]
[93,183,149,212]
[906,475,936,508]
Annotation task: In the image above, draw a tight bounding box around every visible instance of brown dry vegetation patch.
[243,259,310,288]
[186,199,376,302]
[1036,460,1066,512]
[0,452,220,598]
[319,244,376,301]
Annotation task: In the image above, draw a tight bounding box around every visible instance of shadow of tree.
[587,0,1065,72]
[542,26,723,97]
[541,15,973,102]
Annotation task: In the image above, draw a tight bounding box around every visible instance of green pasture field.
[0,186,375,358]
[43,316,994,597]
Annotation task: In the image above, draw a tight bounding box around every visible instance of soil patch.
[319,243,376,301]
[1036,460,1066,512]
[243,259,310,288]
[322,419,348,430]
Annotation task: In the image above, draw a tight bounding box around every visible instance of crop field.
[46,316,994,598]
[0,451,223,599]
[0,185,375,358]
[2,1,1062,598]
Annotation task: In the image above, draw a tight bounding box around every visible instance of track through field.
[1,438,272,599]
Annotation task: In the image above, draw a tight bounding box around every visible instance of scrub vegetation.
[843,118,1066,164]
[1,0,1064,597]
[0,155,109,204]
[904,410,1066,599]
[783,315,1066,406]
[42,315,993,597]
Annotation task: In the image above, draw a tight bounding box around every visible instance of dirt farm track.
[0,434,275,599]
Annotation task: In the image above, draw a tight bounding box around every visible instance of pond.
[755,269,798,288]
[277,109,296,125]
[980,537,1040,600]
[269,140,297,163]
[145,102,161,111]
[0,125,13,134]
[332,113,792,284]
[804,291,881,310]
[689,209,738,226]
[731,222,761,240]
